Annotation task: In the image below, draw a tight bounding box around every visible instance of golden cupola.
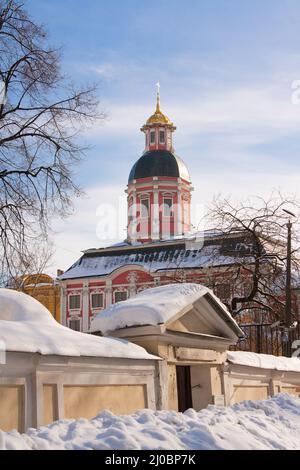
[145,88,173,126]
[141,84,176,152]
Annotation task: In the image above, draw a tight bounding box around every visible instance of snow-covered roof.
[59,234,253,281]
[90,283,243,338]
[227,351,300,373]
[0,289,156,360]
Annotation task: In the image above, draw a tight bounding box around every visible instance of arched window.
[159,130,165,144]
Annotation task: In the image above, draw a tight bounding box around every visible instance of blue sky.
[26,0,300,273]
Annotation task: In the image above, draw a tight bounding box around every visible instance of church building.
[58,89,251,333]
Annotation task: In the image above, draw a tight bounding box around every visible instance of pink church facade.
[57,91,265,334]
[58,90,206,332]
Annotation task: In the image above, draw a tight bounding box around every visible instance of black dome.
[128,150,190,183]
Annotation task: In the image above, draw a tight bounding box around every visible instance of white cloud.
[91,63,115,79]
[88,84,300,146]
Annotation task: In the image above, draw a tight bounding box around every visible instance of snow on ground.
[90,283,240,335]
[0,289,155,360]
[227,351,300,373]
[1,394,300,450]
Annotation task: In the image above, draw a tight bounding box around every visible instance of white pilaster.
[127,189,138,243]
[152,187,160,240]
[82,281,89,332]
[105,279,112,307]
[127,271,138,298]
[176,189,182,236]
[60,284,67,326]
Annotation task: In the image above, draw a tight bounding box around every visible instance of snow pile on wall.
[1,394,300,450]
[0,289,155,360]
[227,351,300,373]
[90,283,237,335]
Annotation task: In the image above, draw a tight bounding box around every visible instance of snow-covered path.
[1,394,300,450]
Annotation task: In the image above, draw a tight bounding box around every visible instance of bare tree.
[5,236,54,289]
[0,0,104,282]
[206,192,300,323]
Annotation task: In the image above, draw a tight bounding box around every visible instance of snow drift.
[1,394,300,450]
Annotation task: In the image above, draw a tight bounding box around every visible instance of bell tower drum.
[126,86,193,243]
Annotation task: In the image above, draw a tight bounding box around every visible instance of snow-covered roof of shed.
[90,283,243,338]
[0,289,156,360]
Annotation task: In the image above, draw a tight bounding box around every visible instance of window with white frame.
[91,292,104,309]
[114,291,128,303]
[163,198,173,217]
[140,198,149,218]
[150,130,155,144]
[159,130,165,144]
[69,318,81,331]
[69,294,81,310]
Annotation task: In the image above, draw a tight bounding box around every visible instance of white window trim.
[114,289,128,303]
[90,291,104,310]
[159,129,165,144]
[68,293,81,311]
[140,197,150,219]
[163,197,174,217]
[150,130,155,145]
[68,316,82,331]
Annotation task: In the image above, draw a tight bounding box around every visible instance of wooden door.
[176,366,193,412]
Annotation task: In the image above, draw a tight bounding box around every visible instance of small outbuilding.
[90,283,245,411]
[0,289,159,432]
